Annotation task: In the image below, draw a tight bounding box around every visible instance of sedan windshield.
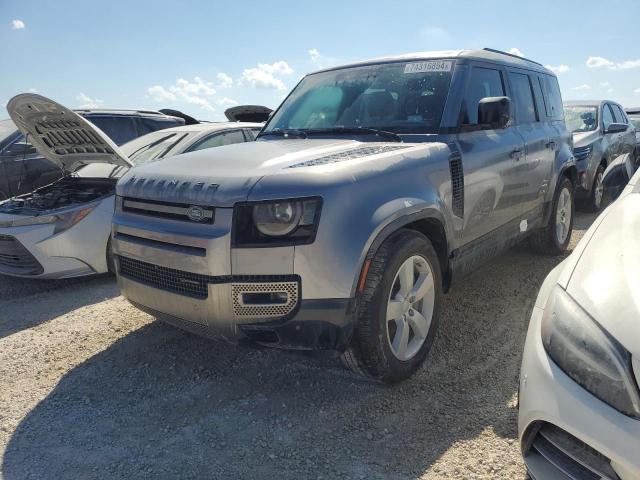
[564,106,598,133]
[264,60,454,135]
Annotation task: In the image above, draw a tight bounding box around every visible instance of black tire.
[583,164,605,212]
[529,176,574,255]
[106,237,116,274]
[341,229,442,383]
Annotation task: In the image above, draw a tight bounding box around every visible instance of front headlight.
[0,204,98,234]
[541,285,640,418]
[233,197,321,246]
[573,144,594,161]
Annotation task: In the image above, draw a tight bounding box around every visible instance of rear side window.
[187,130,246,152]
[136,117,183,136]
[602,104,615,130]
[245,128,262,140]
[461,67,504,125]
[509,72,537,124]
[539,75,564,120]
[85,116,137,145]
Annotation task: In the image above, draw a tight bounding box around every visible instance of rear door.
[506,69,555,226]
[455,63,525,244]
[611,104,635,156]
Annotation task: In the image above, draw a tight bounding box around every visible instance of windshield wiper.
[258,128,308,139]
[305,127,402,143]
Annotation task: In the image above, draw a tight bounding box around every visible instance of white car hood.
[7,93,132,173]
[565,190,640,357]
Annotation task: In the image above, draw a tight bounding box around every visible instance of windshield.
[564,106,598,133]
[120,130,190,165]
[264,60,454,135]
[0,119,17,145]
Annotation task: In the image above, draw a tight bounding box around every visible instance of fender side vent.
[449,153,464,217]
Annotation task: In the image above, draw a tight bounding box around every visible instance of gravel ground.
[0,212,598,480]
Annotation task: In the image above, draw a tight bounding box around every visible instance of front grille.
[0,234,44,275]
[117,256,225,299]
[524,423,620,480]
[287,145,409,168]
[122,197,215,224]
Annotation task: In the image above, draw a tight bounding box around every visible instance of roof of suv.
[74,108,181,118]
[312,48,554,75]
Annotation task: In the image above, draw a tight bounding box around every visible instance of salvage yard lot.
[0,212,598,479]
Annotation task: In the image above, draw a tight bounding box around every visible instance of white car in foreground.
[519,160,640,480]
[0,94,265,279]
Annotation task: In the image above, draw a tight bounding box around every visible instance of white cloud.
[27,88,37,93]
[216,97,238,106]
[600,81,610,87]
[508,47,525,57]
[241,61,293,90]
[11,19,25,30]
[545,64,569,74]
[571,84,592,91]
[76,92,104,109]
[607,88,614,94]
[147,85,176,102]
[217,73,233,89]
[586,56,640,70]
[309,48,322,64]
[147,76,217,111]
[634,87,640,95]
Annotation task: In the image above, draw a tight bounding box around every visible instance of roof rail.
[482,48,544,67]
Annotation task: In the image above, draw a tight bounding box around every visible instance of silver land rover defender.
[112,49,576,382]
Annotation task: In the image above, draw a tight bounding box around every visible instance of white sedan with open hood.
[0,94,265,279]
[518,163,640,479]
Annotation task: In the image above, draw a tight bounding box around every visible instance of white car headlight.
[541,285,640,418]
[0,204,98,234]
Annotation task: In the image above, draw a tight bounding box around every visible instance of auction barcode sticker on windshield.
[404,60,453,74]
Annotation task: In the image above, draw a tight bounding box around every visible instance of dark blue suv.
[0,109,184,199]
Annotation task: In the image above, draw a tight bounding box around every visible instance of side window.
[85,116,137,145]
[602,104,615,130]
[188,130,246,152]
[540,75,564,120]
[245,128,262,140]
[136,118,180,136]
[611,104,627,124]
[531,75,547,120]
[508,72,537,124]
[461,67,505,125]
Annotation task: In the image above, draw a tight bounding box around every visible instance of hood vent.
[287,145,409,169]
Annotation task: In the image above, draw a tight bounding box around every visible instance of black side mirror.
[478,96,511,129]
[605,123,628,134]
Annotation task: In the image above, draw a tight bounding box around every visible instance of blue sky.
[1,0,639,120]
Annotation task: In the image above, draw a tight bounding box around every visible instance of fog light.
[242,292,289,305]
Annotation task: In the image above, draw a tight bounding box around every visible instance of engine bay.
[0,176,116,215]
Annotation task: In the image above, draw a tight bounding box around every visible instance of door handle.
[510,148,523,160]
[545,140,557,150]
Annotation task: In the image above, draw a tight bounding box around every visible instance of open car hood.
[7,93,132,173]
[224,105,272,123]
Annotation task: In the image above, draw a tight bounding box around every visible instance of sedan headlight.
[233,197,321,246]
[541,285,640,418]
[0,204,98,234]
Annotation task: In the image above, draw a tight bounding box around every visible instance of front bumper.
[518,305,640,479]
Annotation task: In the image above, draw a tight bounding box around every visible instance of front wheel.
[529,176,574,255]
[341,229,442,383]
[584,165,605,212]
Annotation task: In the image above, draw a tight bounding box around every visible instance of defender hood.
[7,93,132,173]
[564,185,640,357]
[117,138,425,206]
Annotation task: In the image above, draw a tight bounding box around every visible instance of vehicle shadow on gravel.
[2,217,593,479]
[0,274,118,339]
